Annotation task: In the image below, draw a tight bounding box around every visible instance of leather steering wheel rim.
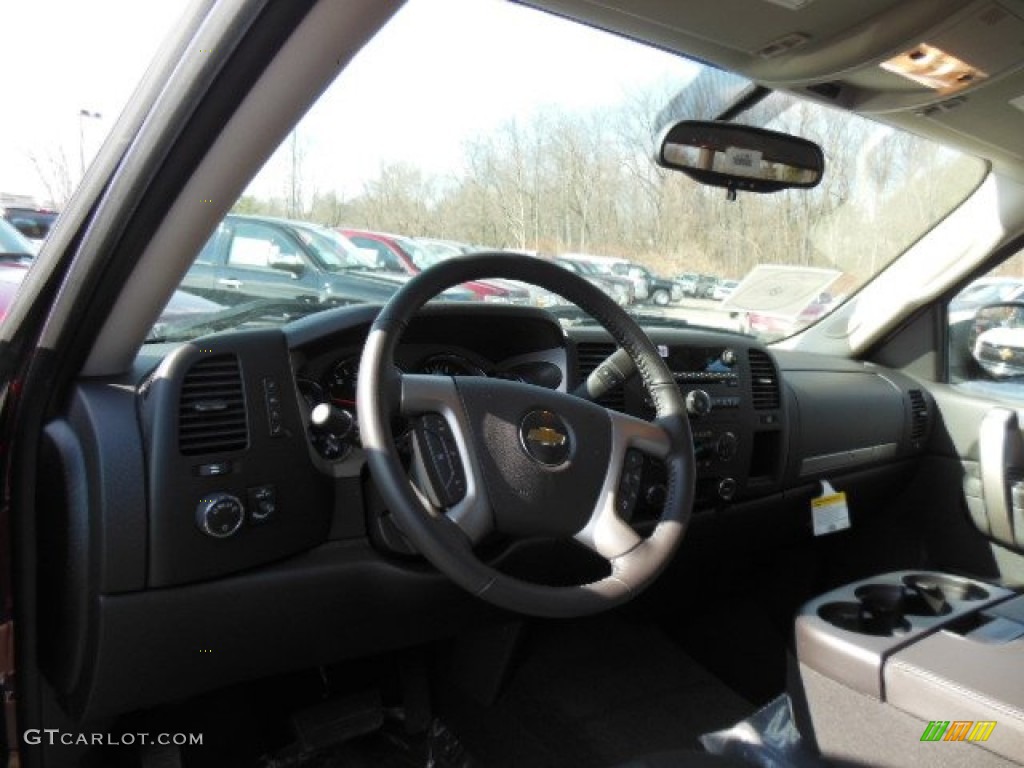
[356,252,695,618]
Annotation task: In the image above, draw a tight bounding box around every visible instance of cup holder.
[902,573,989,603]
[818,599,911,637]
[855,582,952,619]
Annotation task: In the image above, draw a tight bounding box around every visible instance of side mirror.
[269,254,306,277]
[971,301,1024,378]
[656,120,824,198]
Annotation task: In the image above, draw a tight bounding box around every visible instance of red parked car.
[744,293,834,341]
[341,228,531,303]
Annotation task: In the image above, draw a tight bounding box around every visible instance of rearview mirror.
[656,120,824,197]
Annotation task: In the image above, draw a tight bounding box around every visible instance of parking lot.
[642,297,746,333]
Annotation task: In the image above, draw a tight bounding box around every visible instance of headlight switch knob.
[195,492,245,538]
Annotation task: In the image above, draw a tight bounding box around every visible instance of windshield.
[401,238,447,270]
[153,0,986,342]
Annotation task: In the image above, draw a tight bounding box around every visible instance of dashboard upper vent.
[908,389,929,442]
[178,354,249,455]
[576,342,625,412]
[748,349,781,410]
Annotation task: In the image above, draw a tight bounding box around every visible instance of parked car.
[183,215,473,308]
[0,218,37,268]
[552,256,633,305]
[0,260,225,330]
[693,274,720,299]
[675,272,698,297]
[711,279,739,301]
[9,2,1024,768]
[342,228,528,303]
[744,293,834,341]
[416,237,479,257]
[607,261,681,305]
[973,324,1024,378]
[556,254,636,304]
[0,204,59,251]
[0,269,28,323]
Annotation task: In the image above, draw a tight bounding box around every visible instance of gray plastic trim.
[800,442,898,476]
[795,570,1012,698]
[574,410,671,560]
[979,408,1024,548]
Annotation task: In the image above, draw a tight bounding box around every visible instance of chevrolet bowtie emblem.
[999,346,1014,361]
[526,426,567,447]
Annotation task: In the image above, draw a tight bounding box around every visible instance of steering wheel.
[356,253,695,618]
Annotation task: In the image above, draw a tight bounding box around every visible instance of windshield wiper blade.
[146,297,332,343]
[623,310,690,329]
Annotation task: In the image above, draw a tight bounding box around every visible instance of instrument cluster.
[296,349,561,461]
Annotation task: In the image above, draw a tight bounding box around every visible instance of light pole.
[78,109,102,177]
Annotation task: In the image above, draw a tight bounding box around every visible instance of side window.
[10,218,44,239]
[195,223,228,265]
[949,249,1024,394]
[227,221,301,268]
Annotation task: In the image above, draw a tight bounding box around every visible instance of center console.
[794,571,1023,767]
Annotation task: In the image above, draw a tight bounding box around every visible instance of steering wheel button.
[413,414,468,507]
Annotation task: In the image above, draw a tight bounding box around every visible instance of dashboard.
[36,303,936,721]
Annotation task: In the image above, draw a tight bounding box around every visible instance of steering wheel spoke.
[574,412,671,559]
[400,373,493,543]
[607,409,673,459]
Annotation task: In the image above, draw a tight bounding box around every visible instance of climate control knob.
[195,493,244,539]
[685,389,712,417]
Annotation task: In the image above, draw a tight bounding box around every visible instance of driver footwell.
[434,616,754,768]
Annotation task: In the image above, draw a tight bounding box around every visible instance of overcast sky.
[1,0,696,206]
[0,0,189,202]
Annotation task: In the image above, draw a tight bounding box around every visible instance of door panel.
[929,383,1024,566]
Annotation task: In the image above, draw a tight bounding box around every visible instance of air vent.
[576,342,625,412]
[908,389,929,442]
[748,349,781,410]
[178,355,249,455]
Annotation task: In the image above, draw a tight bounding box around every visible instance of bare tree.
[26,146,75,208]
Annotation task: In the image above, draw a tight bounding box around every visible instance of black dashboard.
[36,303,936,722]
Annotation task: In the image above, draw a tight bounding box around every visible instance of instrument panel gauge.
[325,356,360,407]
[418,354,485,377]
